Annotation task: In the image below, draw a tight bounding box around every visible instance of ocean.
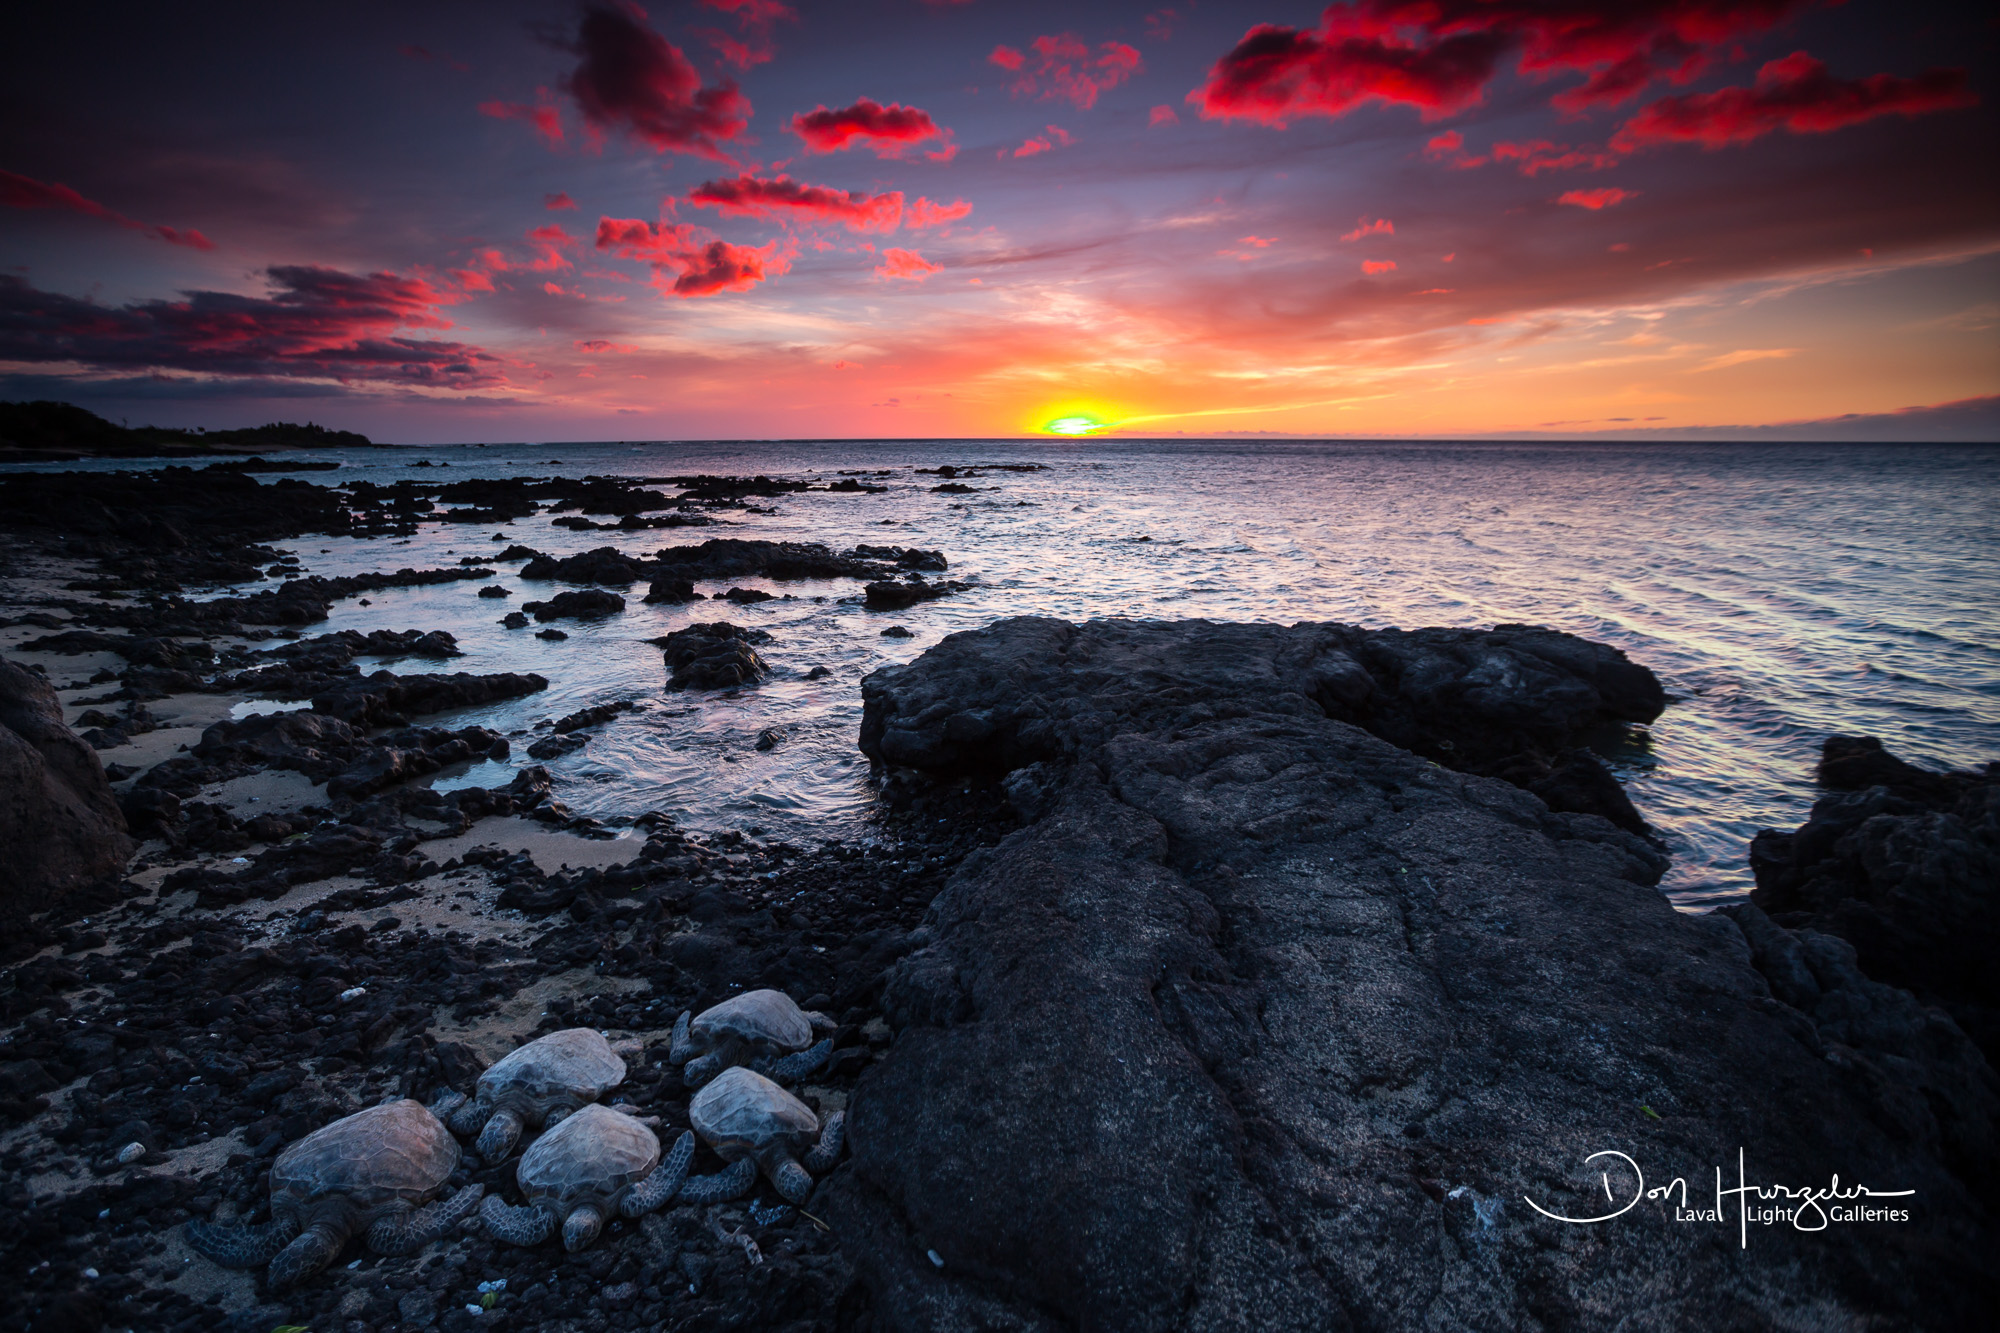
[17,437,1998,908]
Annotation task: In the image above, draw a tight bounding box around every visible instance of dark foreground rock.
[0,657,134,915]
[1750,736,1999,1065]
[831,618,1995,1330]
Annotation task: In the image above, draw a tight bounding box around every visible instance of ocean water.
[14,438,1999,908]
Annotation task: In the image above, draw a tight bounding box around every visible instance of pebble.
[116,1141,145,1164]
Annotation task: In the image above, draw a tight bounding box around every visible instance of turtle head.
[562,1204,606,1252]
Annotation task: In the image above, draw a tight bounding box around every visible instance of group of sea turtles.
[185,989,847,1287]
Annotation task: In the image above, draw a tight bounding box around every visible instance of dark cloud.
[0,268,503,387]
[565,4,750,160]
[1613,52,1977,150]
[1190,1,1816,125]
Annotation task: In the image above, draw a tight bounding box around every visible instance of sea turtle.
[186,1099,482,1288]
[668,989,836,1088]
[436,1027,626,1162]
[480,1104,696,1252]
[681,1066,845,1204]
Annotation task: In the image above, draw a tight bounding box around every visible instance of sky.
[1,0,1996,443]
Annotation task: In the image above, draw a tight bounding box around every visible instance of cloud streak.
[1,169,213,249]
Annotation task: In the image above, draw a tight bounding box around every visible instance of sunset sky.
[2,1,1995,442]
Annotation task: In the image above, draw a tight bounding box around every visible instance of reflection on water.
[21,438,1998,908]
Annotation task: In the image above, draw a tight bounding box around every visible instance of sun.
[1044,414,1108,436]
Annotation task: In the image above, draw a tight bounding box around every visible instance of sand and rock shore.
[2,461,1994,1331]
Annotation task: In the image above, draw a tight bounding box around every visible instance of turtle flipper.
[668,1011,695,1065]
[447,1095,488,1138]
[769,1038,833,1082]
[480,1195,555,1247]
[803,1110,845,1173]
[563,1203,607,1252]
[427,1088,468,1122]
[477,1108,525,1161]
[185,1213,300,1269]
[677,1156,756,1204]
[268,1220,348,1288]
[771,1156,814,1204]
[369,1183,484,1255]
[622,1130,695,1217]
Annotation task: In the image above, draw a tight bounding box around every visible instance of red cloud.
[1192,1,1820,125]
[545,191,579,210]
[1557,187,1638,209]
[907,198,973,229]
[876,248,942,281]
[788,99,953,160]
[478,95,564,144]
[1,169,214,250]
[565,4,751,161]
[1149,104,1180,127]
[1340,217,1393,241]
[1491,139,1619,175]
[687,174,905,233]
[1612,52,1976,151]
[1012,136,1052,158]
[595,217,790,296]
[0,266,501,386]
[1361,259,1397,273]
[996,34,1142,110]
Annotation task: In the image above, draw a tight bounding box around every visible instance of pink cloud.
[1149,104,1180,127]
[1339,217,1394,241]
[877,248,942,281]
[595,217,790,296]
[907,197,973,229]
[687,174,905,233]
[1361,259,1398,274]
[478,95,564,145]
[789,98,953,159]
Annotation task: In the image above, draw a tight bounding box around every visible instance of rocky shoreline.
[2,461,1994,1331]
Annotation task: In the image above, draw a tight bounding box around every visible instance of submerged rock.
[831,617,1994,1331]
[656,622,772,691]
[521,589,626,622]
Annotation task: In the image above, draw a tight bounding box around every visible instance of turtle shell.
[689,1067,819,1160]
[270,1100,460,1211]
[690,990,813,1053]
[515,1104,661,1213]
[477,1028,626,1109]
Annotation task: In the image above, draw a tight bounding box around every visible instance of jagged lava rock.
[829,617,1993,1331]
[0,657,134,914]
[1750,735,1999,1064]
